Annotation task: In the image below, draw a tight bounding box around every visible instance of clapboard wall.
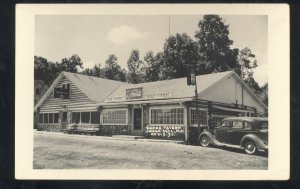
[39,76,98,113]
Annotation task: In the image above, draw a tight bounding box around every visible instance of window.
[221,120,231,127]
[49,113,53,123]
[35,88,40,95]
[39,113,43,123]
[72,112,81,124]
[44,113,49,124]
[190,108,208,126]
[81,112,90,123]
[102,109,127,124]
[232,121,243,129]
[54,113,59,123]
[244,122,251,130]
[150,108,184,125]
[91,111,100,124]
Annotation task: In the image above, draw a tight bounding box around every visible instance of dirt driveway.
[34,132,268,169]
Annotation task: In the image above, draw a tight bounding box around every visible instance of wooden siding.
[199,75,266,113]
[39,76,98,113]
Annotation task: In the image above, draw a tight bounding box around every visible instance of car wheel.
[244,140,257,155]
[199,135,210,147]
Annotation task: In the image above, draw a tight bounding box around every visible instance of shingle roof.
[107,71,233,100]
[62,72,126,103]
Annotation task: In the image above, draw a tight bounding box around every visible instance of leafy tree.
[34,56,58,85]
[57,54,83,73]
[81,64,104,78]
[260,83,268,106]
[161,33,200,79]
[127,49,145,84]
[103,54,127,82]
[195,15,239,72]
[143,51,164,82]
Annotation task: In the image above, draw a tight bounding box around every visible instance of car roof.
[222,117,268,122]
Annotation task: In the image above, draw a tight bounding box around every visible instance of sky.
[35,15,267,86]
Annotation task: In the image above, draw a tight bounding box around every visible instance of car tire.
[244,140,257,155]
[199,135,210,147]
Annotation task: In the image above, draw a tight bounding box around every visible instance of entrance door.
[133,108,143,135]
[61,111,68,129]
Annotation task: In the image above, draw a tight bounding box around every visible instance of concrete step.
[112,135,144,140]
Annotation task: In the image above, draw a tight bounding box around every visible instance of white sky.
[35,15,267,86]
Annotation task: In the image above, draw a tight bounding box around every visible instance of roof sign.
[126,87,143,99]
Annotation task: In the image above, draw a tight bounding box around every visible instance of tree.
[236,47,261,93]
[260,83,268,106]
[161,33,200,79]
[57,54,83,73]
[103,54,127,82]
[195,15,239,72]
[143,51,164,82]
[81,64,104,78]
[34,56,59,85]
[127,50,145,83]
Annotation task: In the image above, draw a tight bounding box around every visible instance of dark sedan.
[199,117,268,154]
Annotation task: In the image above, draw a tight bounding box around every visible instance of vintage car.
[198,117,268,154]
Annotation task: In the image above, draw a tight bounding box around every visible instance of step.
[111,135,144,140]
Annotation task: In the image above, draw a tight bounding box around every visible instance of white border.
[15,4,290,180]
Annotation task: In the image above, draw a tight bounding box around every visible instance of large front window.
[150,107,184,125]
[72,112,80,124]
[102,109,127,124]
[190,108,208,126]
[81,112,90,123]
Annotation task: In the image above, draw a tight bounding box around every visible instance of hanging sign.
[126,87,143,99]
[54,87,70,99]
[187,67,196,86]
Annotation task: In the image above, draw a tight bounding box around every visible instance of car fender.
[240,134,268,150]
[199,131,218,145]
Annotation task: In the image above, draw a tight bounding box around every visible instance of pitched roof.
[107,71,233,100]
[34,72,126,110]
[62,72,126,103]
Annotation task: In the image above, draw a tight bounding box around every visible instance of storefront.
[34,71,267,141]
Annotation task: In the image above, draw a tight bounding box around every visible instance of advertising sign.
[126,87,143,99]
[54,87,70,99]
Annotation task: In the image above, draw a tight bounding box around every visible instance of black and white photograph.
[15,4,289,180]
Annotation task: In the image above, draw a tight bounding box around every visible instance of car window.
[244,121,252,130]
[220,120,231,127]
[232,121,243,129]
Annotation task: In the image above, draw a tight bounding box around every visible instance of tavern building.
[34,71,267,141]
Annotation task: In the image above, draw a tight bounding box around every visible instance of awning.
[212,105,253,113]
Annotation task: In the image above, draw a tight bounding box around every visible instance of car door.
[214,120,232,143]
[228,120,245,144]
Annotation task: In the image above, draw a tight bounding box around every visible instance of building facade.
[34,71,267,141]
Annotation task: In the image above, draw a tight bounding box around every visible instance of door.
[61,111,68,129]
[133,108,143,135]
[214,120,232,143]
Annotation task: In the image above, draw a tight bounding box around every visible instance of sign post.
[187,65,201,137]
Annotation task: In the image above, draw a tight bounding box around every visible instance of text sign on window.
[54,87,70,99]
[126,87,143,99]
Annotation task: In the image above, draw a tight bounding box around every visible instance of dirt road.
[34,132,267,169]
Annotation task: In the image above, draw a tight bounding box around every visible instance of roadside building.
[34,71,267,141]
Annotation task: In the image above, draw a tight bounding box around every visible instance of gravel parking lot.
[34,132,268,169]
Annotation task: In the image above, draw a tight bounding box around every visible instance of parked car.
[198,117,268,154]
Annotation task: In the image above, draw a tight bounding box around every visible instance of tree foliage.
[160,33,200,79]
[103,54,127,82]
[127,49,145,84]
[81,64,104,78]
[195,15,239,72]
[143,51,164,82]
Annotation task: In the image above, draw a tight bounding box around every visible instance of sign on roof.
[126,87,143,100]
[54,87,70,99]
